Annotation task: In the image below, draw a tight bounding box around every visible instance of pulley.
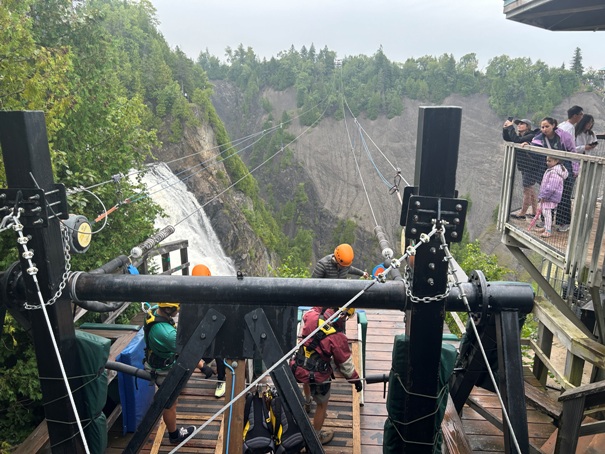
[64,214,92,253]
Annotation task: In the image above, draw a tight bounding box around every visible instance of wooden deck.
[359,309,559,454]
[27,309,562,453]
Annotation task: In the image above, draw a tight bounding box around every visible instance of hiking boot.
[318,429,334,445]
[169,425,195,444]
[303,398,312,414]
[215,381,226,398]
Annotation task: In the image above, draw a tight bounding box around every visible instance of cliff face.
[152,112,276,276]
[209,83,605,272]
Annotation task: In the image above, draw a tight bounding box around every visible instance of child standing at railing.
[536,156,568,238]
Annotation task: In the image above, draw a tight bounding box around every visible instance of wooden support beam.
[223,359,245,454]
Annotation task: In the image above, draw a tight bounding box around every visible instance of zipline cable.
[169,278,377,453]
[441,230,522,454]
[175,102,330,227]
[171,222,451,452]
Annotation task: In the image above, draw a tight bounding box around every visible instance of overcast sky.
[150,0,603,71]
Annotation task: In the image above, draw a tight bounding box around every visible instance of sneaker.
[557,224,570,232]
[303,398,312,414]
[536,221,544,228]
[510,213,526,220]
[169,425,195,444]
[215,381,226,398]
[318,429,334,445]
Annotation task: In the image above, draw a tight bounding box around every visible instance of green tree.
[571,47,584,76]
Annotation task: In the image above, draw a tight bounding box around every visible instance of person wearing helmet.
[290,306,362,445]
[143,302,196,444]
[191,264,227,398]
[311,243,369,279]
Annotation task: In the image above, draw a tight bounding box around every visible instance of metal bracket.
[405,194,468,243]
[0,185,68,228]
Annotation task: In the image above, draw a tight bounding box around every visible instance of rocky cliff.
[209,83,605,272]
[152,110,276,276]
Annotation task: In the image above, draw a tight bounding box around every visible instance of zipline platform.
[20,308,563,453]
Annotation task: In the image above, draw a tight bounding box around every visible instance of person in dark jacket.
[503,118,543,219]
[291,306,362,445]
[311,243,369,279]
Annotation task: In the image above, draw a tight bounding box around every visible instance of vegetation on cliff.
[199,43,600,124]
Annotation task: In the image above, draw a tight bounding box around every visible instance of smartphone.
[507,117,514,121]
[591,141,599,146]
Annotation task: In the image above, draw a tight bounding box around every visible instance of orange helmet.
[192,264,211,276]
[334,243,354,267]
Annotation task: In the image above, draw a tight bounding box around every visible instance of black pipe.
[68,273,534,313]
[365,373,390,384]
[74,300,126,313]
[89,255,131,275]
[105,360,152,381]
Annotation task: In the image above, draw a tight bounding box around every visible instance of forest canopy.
[198,44,600,123]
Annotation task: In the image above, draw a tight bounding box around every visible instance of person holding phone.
[503,117,542,219]
[575,114,598,155]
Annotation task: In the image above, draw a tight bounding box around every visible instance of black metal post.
[244,308,324,453]
[496,310,529,454]
[402,106,462,452]
[0,111,85,454]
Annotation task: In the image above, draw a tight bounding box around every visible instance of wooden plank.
[351,339,361,454]
[150,420,166,454]
[523,380,563,421]
[441,394,473,454]
[214,418,224,454]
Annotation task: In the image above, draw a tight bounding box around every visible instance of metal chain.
[404,265,451,303]
[20,223,72,310]
[403,225,451,303]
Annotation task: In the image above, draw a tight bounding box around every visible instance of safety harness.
[292,308,339,382]
[143,311,176,370]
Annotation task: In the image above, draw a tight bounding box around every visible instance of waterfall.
[138,162,236,276]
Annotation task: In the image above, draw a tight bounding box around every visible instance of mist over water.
[139,162,236,276]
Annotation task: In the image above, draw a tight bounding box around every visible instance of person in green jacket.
[144,302,196,445]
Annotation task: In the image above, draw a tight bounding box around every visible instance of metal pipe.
[68,273,534,313]
[89,255,131,275]
[105,361,152,381]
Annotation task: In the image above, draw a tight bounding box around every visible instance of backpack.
[243,391,275,454]
[270,395,306,454]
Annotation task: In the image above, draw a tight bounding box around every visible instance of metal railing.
[499,142,605,285]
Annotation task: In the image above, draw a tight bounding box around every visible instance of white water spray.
[139,162,236,276]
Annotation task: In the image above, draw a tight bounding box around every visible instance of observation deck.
[503,0,605,31]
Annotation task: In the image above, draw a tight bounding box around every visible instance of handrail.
[500,143,605,282]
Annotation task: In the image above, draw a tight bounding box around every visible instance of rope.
[339,81,380,228]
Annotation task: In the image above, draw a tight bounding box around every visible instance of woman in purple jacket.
[530,117,578,232]
[536,156,568,238]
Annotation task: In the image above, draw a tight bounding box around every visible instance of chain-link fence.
[501,142,605,282]
[507,147,581,252]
